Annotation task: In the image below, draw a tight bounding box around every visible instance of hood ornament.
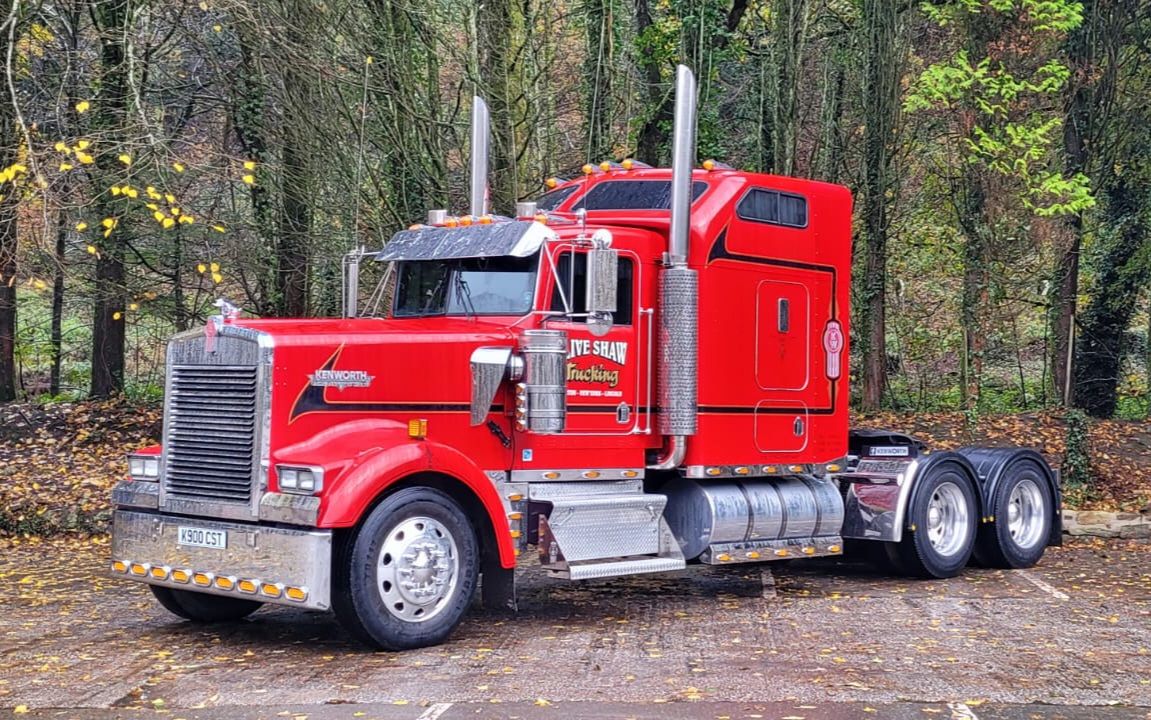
[214,297,242,321]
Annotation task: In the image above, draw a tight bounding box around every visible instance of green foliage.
[1062,408,1092,488]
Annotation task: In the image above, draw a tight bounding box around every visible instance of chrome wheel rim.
[925,481,969,557]
[377,516,459,623]
[1007,479,1046,550]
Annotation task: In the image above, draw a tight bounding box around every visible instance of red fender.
[315,434,515,569]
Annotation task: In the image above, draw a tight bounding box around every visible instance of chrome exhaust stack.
[652,65,699,469]
[470,96,491,217]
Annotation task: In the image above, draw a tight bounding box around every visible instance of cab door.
[546,246,642,435]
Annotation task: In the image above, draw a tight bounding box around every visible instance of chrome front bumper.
[110,509,332,611]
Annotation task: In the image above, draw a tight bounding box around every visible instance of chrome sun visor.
[376,220,556,262]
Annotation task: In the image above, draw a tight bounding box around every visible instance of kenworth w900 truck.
[110,66,1060,650]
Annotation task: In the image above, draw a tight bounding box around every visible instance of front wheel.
[891,462,978,578]
[334,487,479,651]
[150,585,262,622]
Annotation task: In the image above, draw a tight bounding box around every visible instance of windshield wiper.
[454,272,476,319]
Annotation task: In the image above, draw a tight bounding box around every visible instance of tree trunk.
[89,0,132,398]
[634,0,670,165]
[1073,179,1149,417]
[0,0,17,402]
[857,0,902,411]
[772,0,808,176]
[584,0,615,161]
[50,213,66,396]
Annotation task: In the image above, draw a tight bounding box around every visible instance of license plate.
[177,526,227,549]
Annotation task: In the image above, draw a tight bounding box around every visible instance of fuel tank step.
[537,492,686,580]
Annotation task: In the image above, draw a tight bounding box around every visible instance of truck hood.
[218,316,521,432]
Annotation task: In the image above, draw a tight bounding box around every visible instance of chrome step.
[537,491,685,580]
[558,555,686,581]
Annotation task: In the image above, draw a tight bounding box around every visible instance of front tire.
[334,487,479,651]
[892,462,978,578]
[974,461,1053,568]
[150,585,262,622]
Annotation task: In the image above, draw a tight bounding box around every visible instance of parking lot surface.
[1,537,1148,719]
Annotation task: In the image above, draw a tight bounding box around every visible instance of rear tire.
[334,487,479,651]
[974,461,1053,568]
[892,462,978,578]
[150,585,262,622]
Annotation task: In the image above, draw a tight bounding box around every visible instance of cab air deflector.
[376,220,556,262]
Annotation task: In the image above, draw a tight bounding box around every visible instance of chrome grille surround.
[159,319,273,520]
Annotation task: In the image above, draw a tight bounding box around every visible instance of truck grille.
[163,365,258,503]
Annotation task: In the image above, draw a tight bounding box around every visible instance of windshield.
[393,254,538,317]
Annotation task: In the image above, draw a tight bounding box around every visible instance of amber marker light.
[260,583,283,598]
[150,566,169,580]
[826,463,843,473]
[508,512,523,521]
[763,465,779,474]
[747,551,761,559]
[621,470,639,478]
[507,493,524,502]
[534,213,549,224]
[545,177,558,189]
[285,587,307,602]
[111,561,127,573]
[582,470,601,479]
[788,465,805,473]
[238,579,258,594]
[478,215,493,224]
[459,215,474,226]
[170,569,190,583]
[702,159,716,171]
[774,549,789,557]
[192,572,212,587]
[407,418,428,439]
[581,164,594,175]
[129,563,148,576]
[622,159,634,170]
[214,576,235,591]
[734,466,750,475]
[829,545,842,554]
[543,471,560,480]
[599,161,612,172]
[705,467,722,476]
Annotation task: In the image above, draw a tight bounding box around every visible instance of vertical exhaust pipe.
[668,65,697,265]
[652,65,699,469]
[470,96,490,217]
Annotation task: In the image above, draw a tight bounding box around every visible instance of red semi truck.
[110,67,1060,650]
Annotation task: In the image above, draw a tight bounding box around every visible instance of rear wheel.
[892,463,978,578]
[150,585,262,622]
[334,487,479,651]
[974,462,1052,568]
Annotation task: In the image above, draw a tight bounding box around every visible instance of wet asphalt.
[1,536,1148,719]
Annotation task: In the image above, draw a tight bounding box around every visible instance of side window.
[550,252,634,325]
[737,188,808,228]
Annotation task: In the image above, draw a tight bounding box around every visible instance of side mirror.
[585,242,618,337]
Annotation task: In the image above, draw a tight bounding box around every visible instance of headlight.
[276,465,323,495]
[128,454,160,481]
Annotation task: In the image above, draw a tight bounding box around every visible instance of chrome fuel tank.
[662,476,844,560]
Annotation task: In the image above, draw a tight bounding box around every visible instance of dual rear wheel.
[884,458,1052,578]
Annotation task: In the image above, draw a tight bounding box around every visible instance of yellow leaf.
[76,151,94,165]
[76,139,91,150]
[162,217,175,229]
[173,162,185,173]
[210,262,220,272]
[129,302,138,311]
[212,225,226,233]
[118,154,132,165]
[54,141,68,153]
[86,244,96,254]
[75,100,90,113]
[110,186,121,196]
[147,186,161,199]
[125,187,139,198]
[103,228,112,238]
[534,699,552,707]
[171,206,181,216]
[153,211,166,223]
[101,217,116,229]
[14,705,28,714]
[213,23,222,32]
[211,271,223,283]
[76,222,88,231]
[33,279,46,290]
[243,160,256,170]
[242,174,255,185]
[59,162,73,171]
[113,311,122,320]
[198,0,208,8]
[196,263,206,273]
[178,215,194,224]
[365,56,373,65]
[165,193,176,203]
[146,203,158,211]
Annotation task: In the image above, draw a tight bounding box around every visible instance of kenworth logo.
[308,369,374,390]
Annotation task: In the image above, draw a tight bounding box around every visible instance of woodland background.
[0,0,1148,422]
